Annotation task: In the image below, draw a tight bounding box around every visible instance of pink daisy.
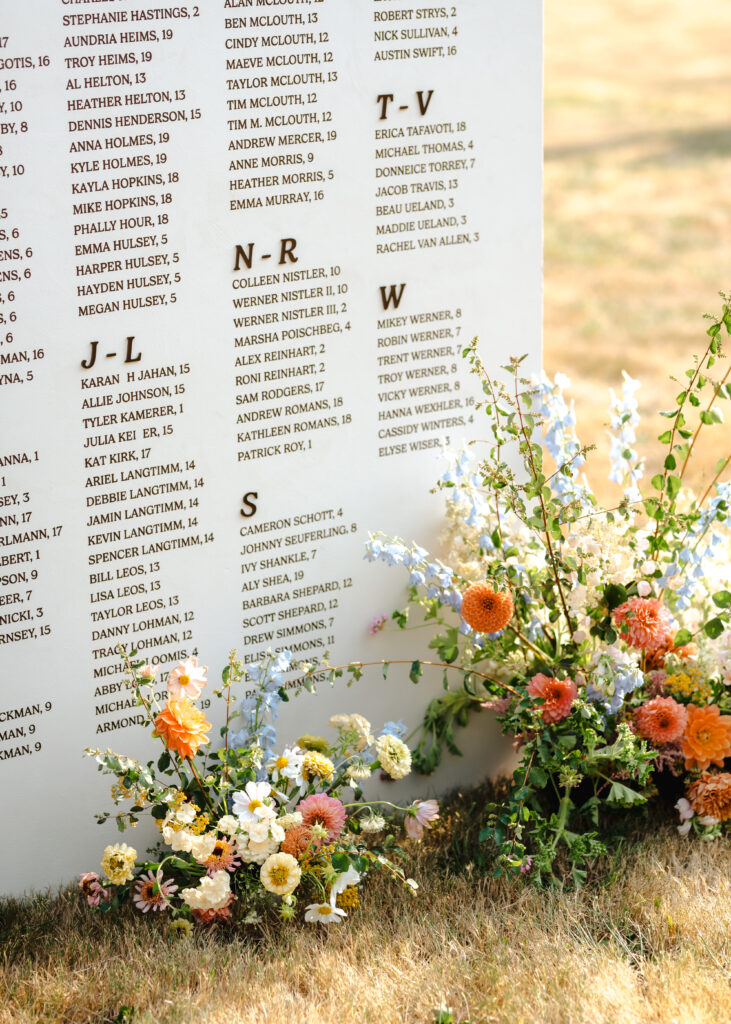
[167,657,208,701]
[78,871,109,908]
[404,799,440,839]
[203,837,242,877]
[612,597,673,653]
[297,793,347,841]
[133,871,178,913]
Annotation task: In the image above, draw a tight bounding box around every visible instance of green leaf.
[705,617,725,640]
[664,454,676,471]
[607,781,646,808]
[666,475,682,501]
[707,322,721,337]
[529,766,548,788]
[603,583,628,610]
[331,852,351,872]
[712,590,731,609]
[651,474,665,492]
[657,429,672,444]
[382,662,389,680]
[673,628,693,647]
[409,660,422,684]
[151,804,167,820]
[157,751,170,772]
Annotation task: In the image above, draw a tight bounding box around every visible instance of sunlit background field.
[544,0,731,503]
[4,3,731,1022]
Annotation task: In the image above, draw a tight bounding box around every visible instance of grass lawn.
[2,793,731,1024]
[544,0,731,503]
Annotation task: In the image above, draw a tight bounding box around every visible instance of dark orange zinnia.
[280,824,323,860]
[461,583,513,634]
[634,696,687,746]
[682,704,731,772]
[687,771,731,821]
[153,700,211,760]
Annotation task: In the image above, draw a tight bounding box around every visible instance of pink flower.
[167,657,208,701]
[140,663,158,680]
[527,674,577,724]
[369,614,388,635]
[133,870,178,913]
[297,793,347,841]
[203,837,242,877]
[78,871,109,908]
[404,799,440,839]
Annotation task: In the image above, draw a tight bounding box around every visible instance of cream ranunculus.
[180,870,231,911]
[260,852,301,895]
[190,833,218,863]
[101,843,137,885]
[375,733,412,779]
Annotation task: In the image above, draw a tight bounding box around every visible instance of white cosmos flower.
[329,866,360,906]
[267,746,305,787]
[305,902,347,924]
[232,780,275,824]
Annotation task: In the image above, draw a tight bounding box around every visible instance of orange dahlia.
[682,704,731,771]
[281,824,323,860]
[153,699,211,760]
[612,597,673,653]
[633,696,687,746]
[527,673,577,724]
[687,771,731,821]
[461,583,513,634]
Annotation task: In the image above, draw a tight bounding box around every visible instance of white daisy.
[305,903,347,924]
[232,781,276,824]
[267,746,305,788]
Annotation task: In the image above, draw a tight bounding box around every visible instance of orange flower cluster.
[281,825,323,860]
[153,699,211,760]
[682,704,731,771]
[634,696,687,745]
[612,597,673,654]
[527,673,577,724]
[461,583,513,634]
[687,771,731,822]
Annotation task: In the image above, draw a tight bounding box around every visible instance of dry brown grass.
[2,818,731,1024]
[545,0,731,503]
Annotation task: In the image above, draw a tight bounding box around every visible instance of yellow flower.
[169,918,193,940]
[101,843,137,885]
[302,750,335,782]
[336,885,360,910]
[260,853,301,895]
[665,666,713,704]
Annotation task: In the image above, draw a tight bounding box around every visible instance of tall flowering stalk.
[363,299,731,884]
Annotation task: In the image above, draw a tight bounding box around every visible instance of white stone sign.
[0,0,542,894]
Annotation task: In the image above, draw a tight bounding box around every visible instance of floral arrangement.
[365,301,731,885]
[80,649,438,927]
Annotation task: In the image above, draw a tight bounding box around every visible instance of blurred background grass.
[544,0,731,504]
